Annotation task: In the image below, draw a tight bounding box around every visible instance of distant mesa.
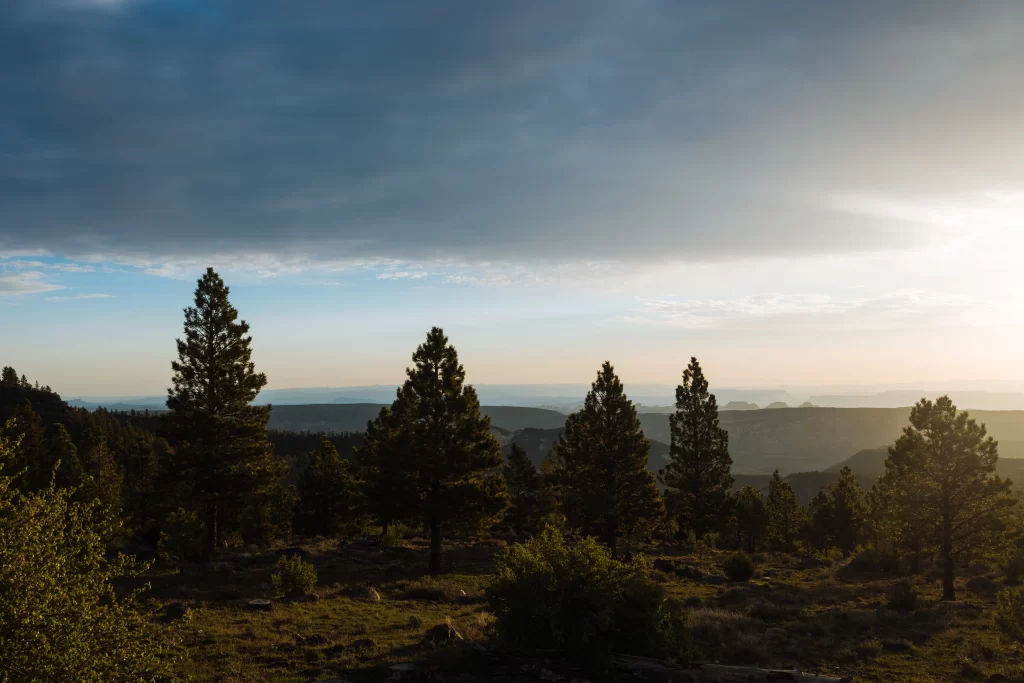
[798,401,818,408]
[763,401,789,409]
[721,401,760,411]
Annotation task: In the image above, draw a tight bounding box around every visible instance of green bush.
[486,528,686,666]
[0,421,164,681]
[160,507,208,564]
[996,586,1024,643]
[886,581,918,611]
[380,522,406,548]
[722,551,755,582]
[849,544,901,574]
[271,555,318,596]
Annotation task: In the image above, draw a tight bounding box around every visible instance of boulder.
[276,547,312,562]
[420,623,463,648]
[966,576,1001,594]
[163,602,190,621]
[652,559,677,573]
[284,588,320,603]
[248,598,273,611]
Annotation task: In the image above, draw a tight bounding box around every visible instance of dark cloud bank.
[2,0,1022,266]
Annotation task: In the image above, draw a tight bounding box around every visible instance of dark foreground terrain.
[139,536,1023,682]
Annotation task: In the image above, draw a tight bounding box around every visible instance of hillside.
[502,426,670,473]
[639,407,1024,474]
[267,403,567,434]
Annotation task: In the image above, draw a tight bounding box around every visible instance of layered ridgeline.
[264,403,1024,476]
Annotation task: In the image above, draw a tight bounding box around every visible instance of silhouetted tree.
[733,485,767,553]
[806,490,831,552]
[551,361,664,556]
[164,268,285,554]
[766,471,803,551]
[357,402,419,540]
[295,435,365,537]
[504,443,541,534]
[375,328,508,573]
[880,396,1016,600]
[660,357,733,538]
[1,366,18,386]
[78,428,125,523]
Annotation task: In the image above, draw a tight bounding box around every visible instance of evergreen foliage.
[660,357,733,538]
[504,443,542,534]
[357,403,419,540]
[295,435,365,537]
[733,485,767,553]
[807,466,865,556]
[0,421,162,681]
[766,470,803,551]
[880,396,1017,600]
[363,328,508,573]
[271,555,318,596]
[164,268,286,554]
[550,362,663,556]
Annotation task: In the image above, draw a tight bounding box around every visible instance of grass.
[136,537,1024,682]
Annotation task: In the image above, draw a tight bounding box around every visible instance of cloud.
[626,291,972,330]
[1,1,1023,272]
[0,272,64,297]
[43,293,114,302]
[4,259,96,273]
[378,271,427,280]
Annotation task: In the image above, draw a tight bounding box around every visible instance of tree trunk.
[910,552,921,575]
[429,516,442,575]
[942,547,955,601]
[380,519,390,548]
[211,501,219,555]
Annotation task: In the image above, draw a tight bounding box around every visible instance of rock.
[796,557,831,570]
[368,587,381,602]
[284,588,320,603]
[653,559,677,573]
[881,638,913,653]
[349,638,375,650]
[276,547,312,562]
[248,598,273,611]
[163,602,189,621]
[676,565,705,581]
[966,576,1001,594]
[420,623,463,648]
[539,668,565,682]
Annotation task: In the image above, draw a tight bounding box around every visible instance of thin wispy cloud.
[0,272,64,297]
[43,293,114,302]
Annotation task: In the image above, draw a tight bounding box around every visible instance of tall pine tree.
[376,328,508,573]
[766,471,803,551]
[660,357,733,538]
[551,361,663,556]
[357,402,420,541]
[165,268,285,554]
[880,396,1016,600]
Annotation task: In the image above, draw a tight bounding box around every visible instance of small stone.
[248,598,273,611]
[367,587,381,602]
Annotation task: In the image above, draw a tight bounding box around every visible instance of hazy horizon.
[3,1,1024,393]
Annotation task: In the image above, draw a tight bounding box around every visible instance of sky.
[2,0,1024,397]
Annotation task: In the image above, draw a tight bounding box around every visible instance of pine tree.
[551,361,664,556]
[44,423,86,492]
[165,268,285,554]
[827,466,865,556]
[733,485,766,553]
[806,489,831,551]
[660,357,733,538]
[766,471,803,551]
[504,443,541,534]
[295,435,365,538]
[0,366,17,386]
[357,402,420,540]
[880,396,1016,600]
[376,328,508,573]
[78,428,125,524]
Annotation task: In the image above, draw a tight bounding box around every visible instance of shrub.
[160,507,208,564]
[996,586,1024,643]
[380,522,406,548]
[0,423,164,681]
[849,544,901,574]
[1004,547,1024,585]
[722,551,755,582]
[486,528,683,666]
[886,581,918,611]
[271,555,318,596]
